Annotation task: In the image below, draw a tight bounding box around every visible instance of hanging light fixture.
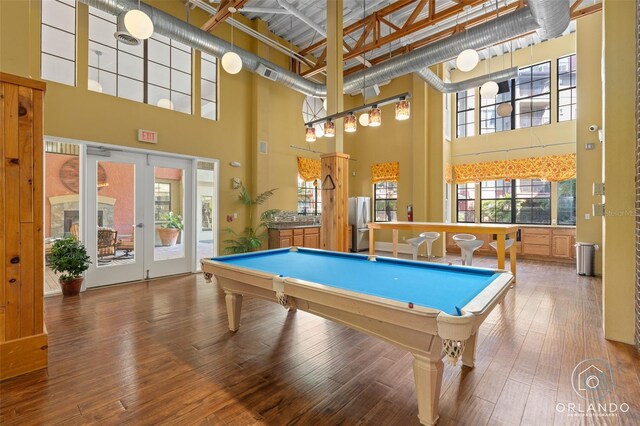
[480,80,499,98]
[324,120,335,137]
[359,113,370,126]
[157,98,174,110]
[88,50,103,93]
[497,39,514,117]
[222,7,243,74]
[305,125,316,142]
[357,0,371,129]
[344,113,357,133]
[395,97,410,120]
[455,7,478,72]
[368,105,381,127]
[124,0,153,40]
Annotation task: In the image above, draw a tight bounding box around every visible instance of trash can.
[575,242,599,276]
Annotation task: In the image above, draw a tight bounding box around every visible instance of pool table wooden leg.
[412,354,443,426]
[225,292,243,332]
[461,333,477,368]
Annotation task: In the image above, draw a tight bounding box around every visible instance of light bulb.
[359,113,369,126]
[456,49,479,72]
[124,9,154,40]
[222,51,243,74]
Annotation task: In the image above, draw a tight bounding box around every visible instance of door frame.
[44,135,220,287]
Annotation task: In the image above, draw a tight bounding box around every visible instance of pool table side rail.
[460,272,514,316]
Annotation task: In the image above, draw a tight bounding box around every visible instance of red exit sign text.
[138,129,158,144]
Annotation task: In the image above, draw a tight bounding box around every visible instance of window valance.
[297,157,321,182]
[444,164,453,184]
[371,161,400,183]
[453,153,576,184]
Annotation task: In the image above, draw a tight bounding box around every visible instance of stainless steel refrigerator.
[348,197,371,252]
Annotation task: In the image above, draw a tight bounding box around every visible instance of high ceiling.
[194,0,601,77]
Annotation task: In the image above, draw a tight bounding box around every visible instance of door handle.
[136,223,144,228]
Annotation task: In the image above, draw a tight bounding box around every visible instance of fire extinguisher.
[407,204,413,222]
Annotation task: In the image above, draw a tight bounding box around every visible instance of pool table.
[201,247,514,425]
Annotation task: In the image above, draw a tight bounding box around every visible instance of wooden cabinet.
[269,226,321,249]
[348,225,353,252]
[0,73,48,380]
[445,225,575,263]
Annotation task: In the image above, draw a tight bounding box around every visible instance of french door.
[85,150,193,287]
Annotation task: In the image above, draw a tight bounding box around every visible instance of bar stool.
[419,232,440,258]
[489,238,515,259]
[452,234,483,266]
[406,236,427,261]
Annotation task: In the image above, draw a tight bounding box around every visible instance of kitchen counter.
[267,222,321,230]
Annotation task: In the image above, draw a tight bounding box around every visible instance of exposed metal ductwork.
[79,0,570,98]
[417,67,519,94]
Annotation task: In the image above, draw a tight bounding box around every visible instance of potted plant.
[158,211,184,246]
[224,183,279,254]
[49,237,91,297]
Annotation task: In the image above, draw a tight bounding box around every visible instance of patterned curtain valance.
[297,157,321,182]
[453,153,576,184]
[444,164,453,184]
[372,161,400,183]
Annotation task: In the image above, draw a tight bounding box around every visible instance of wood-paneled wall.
[0,73,48,380]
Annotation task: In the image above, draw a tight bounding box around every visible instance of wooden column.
[0,73,48,380]
[321,0,348,252]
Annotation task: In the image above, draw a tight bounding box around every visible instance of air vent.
[114,14,141,46]
[256,63,279,81]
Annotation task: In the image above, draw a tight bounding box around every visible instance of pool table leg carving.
[412,355,443,426]
[225,292,243,332]
[461,333,477,368]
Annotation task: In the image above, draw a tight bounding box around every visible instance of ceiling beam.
[201,0,249,32]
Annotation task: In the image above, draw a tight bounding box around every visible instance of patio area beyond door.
[85,150,193,287]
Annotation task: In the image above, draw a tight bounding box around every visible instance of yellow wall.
[601,0,636,344]
[576,12,603,274]
[0,0,307,251]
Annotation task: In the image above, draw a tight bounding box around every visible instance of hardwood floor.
[2,254,639,425]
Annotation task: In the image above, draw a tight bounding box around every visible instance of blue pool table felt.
[213,248,500,316]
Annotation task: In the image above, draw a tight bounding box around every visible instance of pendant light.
[124,0,153,40]
[305,125,316,142]
[368,105,381,127]
[88,50,103,93]
[497,40,514,117]
[358,0,371,127]
[222,7,243,74]
[157,98,174,110]
[344,113,357,132]
[481,2,501,100]
[455,7,478,72]
[395,96,410,120]
[324,120,335,137]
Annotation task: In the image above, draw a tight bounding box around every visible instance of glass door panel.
[196,161,216,270]
[153,166,185,261]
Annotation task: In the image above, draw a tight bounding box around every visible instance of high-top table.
[368,221,519,277]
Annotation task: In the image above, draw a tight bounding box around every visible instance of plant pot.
[157,227,180,246]
[60,277,83,297]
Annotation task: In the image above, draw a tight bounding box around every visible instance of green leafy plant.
[160,211,184,230]
[224,183,279,254]
[49,237,91,282]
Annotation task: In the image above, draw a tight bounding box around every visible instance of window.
[514,179,551,224]
[557,179,576,225]
[147,34,192,114]
[456,183,476,223]
[480,179,551,224]
[297,176,321,215]
[480,180,513,223]
[480,62,551,134]
[88,7,193,113]
[456,89,475,138]
[374,182,398,222]
[558,54,577,122]
[154,183,171,221]
[201,52,218,120]
[41,0,76,86]
[89,7,144,101]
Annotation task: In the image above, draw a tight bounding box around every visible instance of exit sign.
[138,129,158,144]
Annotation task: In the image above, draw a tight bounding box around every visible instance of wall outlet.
[585,213,590,220]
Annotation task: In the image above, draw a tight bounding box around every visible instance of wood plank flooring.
[1,254,639,425]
